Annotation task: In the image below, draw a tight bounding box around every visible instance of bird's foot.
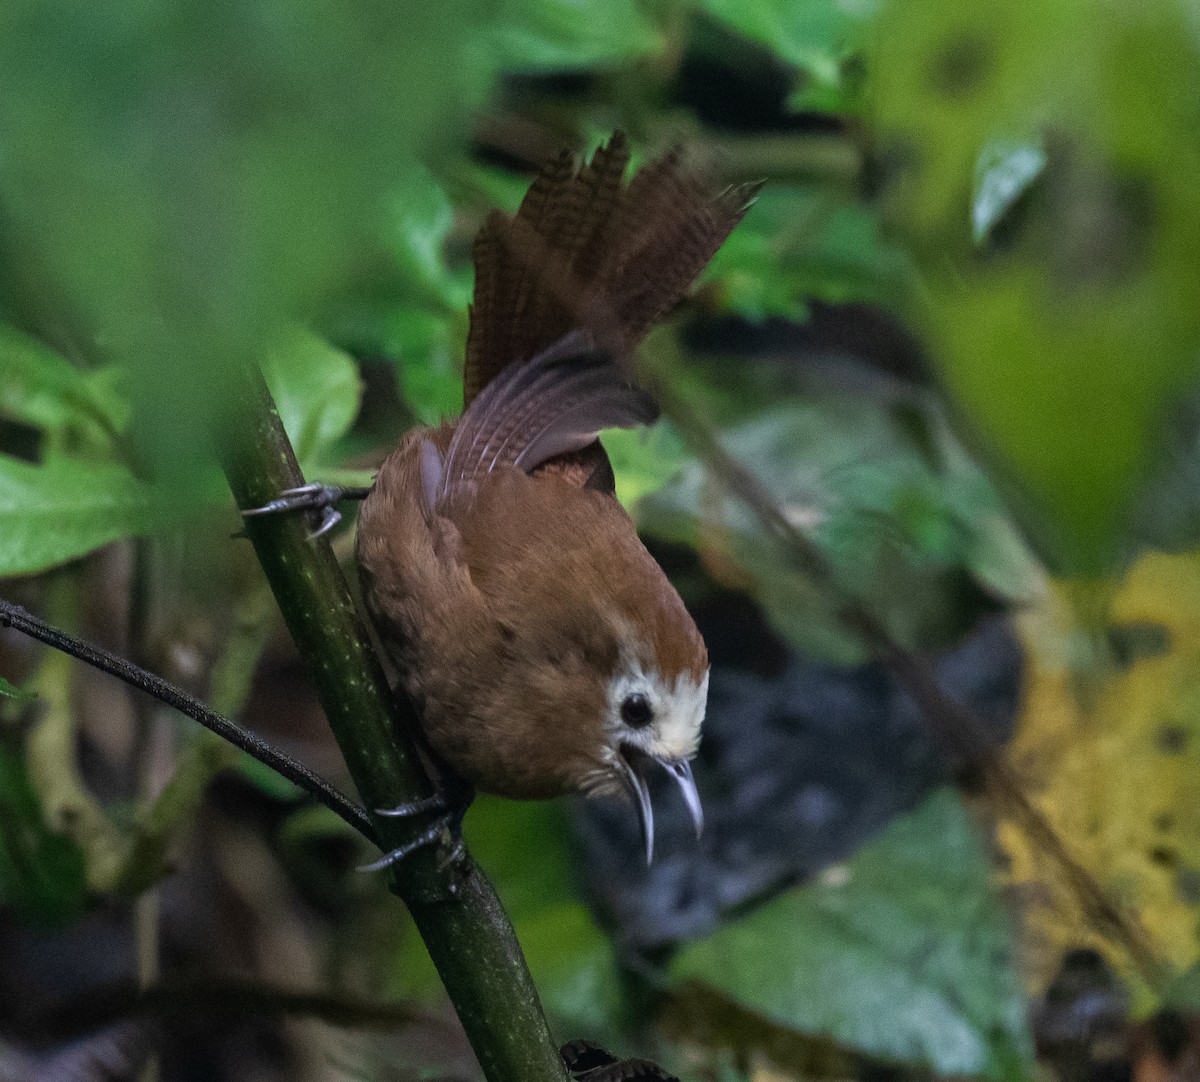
[360,781,474,875]
[240,482,373,540]
[356,817,464,874]
[561,1040,678,1082]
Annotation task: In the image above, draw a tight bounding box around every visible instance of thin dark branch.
[0,598,377,846]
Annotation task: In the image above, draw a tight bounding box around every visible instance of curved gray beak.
[618,750,704,866]
[662,758,704,840]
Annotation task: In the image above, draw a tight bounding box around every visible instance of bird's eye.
[620,693,654,729]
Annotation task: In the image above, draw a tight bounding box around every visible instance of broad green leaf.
[972,139,1047,245]
[394,315,464,424]
[0,738,88,926]
[672,790,1033,1080]
[697,0,880,112]
[0,453,216,575]
[703,187,913,323]
[262,330,363,470]
[323,166,468,425]
[871,0,1200,571]
[384,168,473,315]
[0,323,127,456]
[494,0,664,71]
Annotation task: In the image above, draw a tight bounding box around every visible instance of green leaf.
[494,0,665,71]
[972,139,1047,246]
[0,0,501,485]
[321,165,469,425]
[385,168,473,315]
[671,790,1033,1080]
[703,187,913,322]
[237,753,306,802]
[0,452,218,575]
[697,0,880,112]
[601,422,689,510]
[262,329,363,470]
[0,738,89,926]
[391,309,465,424]
[0,323,128,456]
[0,675,35,702]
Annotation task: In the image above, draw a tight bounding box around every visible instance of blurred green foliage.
[0,676,33,701]
[695,0,878,111]
[642,377,1035,662]
[495,0,665,69]
[703,186,912,321]
[261,329,364,472]
[871,0,1200,570]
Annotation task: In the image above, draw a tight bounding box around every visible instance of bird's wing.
[463,130,759,407]
[438,330,657,501]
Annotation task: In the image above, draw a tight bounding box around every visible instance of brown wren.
[260,133,755,862]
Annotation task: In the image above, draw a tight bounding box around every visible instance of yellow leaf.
[1002,552,1200,1001]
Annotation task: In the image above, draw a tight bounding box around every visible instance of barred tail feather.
[463,131,757,407]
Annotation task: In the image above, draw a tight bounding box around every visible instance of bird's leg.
[240,482,374,540]
[560,1040,679,1082]
[360,774,475,874]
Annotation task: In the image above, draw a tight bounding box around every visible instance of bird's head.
[603,656,708,863]
[564,596,708,864]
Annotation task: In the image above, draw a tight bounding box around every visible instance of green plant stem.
[219,366,566,1082]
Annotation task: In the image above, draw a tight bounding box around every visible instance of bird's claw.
[356,820,448,873]
[359,782,473,875]
[240,483,372,541]
[376,791,455,819]
[560,1040,678,1082]
[355,814,467,876]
